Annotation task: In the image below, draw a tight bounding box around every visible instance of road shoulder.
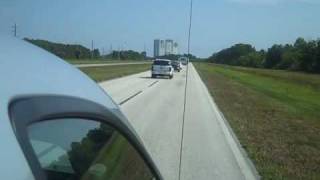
[191,63,260,179]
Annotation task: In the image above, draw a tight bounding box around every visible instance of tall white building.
[154,39,178,57]
[154,39,165,57]
[165,39,174,55]
[173,42,179,55]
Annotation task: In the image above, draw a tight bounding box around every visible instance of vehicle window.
[153,61,170,65]
[27,118,154,180]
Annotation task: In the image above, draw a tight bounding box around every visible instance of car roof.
[0,35,117,110]
[0,35,164,180]
[155,59,171,62]
[0,35,123,179]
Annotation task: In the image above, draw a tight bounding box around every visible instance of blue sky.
[1,0,320,57]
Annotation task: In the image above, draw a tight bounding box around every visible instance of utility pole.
[12,23,17,37]
[118,46,120,60]
[91,40,94,59]
[102,47,105,60]
[178,1,193,180]
[187,0,193,59]
[144,43,146,60]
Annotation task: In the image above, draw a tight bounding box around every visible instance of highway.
[99,63,259,180]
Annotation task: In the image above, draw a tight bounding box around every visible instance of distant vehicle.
[151,59,174,79]
[0,36,163,180]
[179,57,189,65]
[172,60,182,72]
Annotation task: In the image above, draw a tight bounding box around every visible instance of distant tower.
[165,39,174,55]
[154,39,166,57]
[160,40,165,56]
[154,39,160,57]
[155,39,179,57]
[173,42,179,55]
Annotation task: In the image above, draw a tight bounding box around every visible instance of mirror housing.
[9,95,163,180]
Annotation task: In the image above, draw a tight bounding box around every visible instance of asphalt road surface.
[99,63,259,180]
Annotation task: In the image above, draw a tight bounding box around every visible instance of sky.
[1,0,320,58]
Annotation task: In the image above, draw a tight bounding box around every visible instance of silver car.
[0,35,162,180]
[151,59,174,79]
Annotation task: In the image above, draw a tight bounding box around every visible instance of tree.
[75,50,81,59]
[92,49,100,58]
[24,38,92,59]
[278,50,302,70]
[239,52,264,68]
[264,45,283,68]
[155,53,197,60]
[292,38,320,72]
[141,51,147,59]
[314,40,320,73]
[183,53,197,60]
[209,44,256,65]
[294,37,307,50]
[105,50,145,60]
[207,37,320,74]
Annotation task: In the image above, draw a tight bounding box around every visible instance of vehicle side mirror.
[27,118,156,180]
[9,96,162,180]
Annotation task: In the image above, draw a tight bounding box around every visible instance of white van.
[178,57,189,65]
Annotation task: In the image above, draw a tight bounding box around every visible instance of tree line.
[24,38,100,59]
[155,54,197,60]
[208,37,320,73]
[24,38,148,60]
[103,50,146,60]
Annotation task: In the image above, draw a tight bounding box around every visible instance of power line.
[178,0,193,180]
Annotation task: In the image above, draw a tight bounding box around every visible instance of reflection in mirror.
[27,118,155,180]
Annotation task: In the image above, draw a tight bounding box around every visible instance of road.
[75,61,151,68]
[99,63,259,180]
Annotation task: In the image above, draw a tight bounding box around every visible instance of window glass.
[153,61,170,65]
[27,118,154,180]
[172,61,178,65]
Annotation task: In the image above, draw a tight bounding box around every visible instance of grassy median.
[79,64,150,82]
[68,59,148,64]
[194,63,320,179]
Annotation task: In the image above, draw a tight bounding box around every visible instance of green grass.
[194,63,320,180]
[94,134,128,180]
[213,65,320,119]
[79,64,150,82]
[66,59,147,64]
[82,133,152,180]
